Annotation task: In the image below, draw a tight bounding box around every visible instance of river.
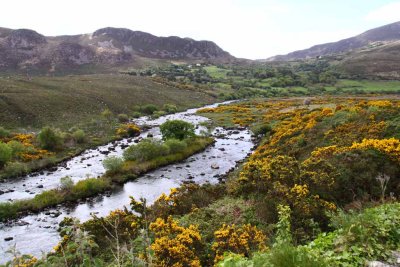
[0,101,255,263]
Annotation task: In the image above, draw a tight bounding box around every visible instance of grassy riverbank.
[0,136,214,221]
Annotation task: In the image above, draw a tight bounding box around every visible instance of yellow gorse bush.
[212,223,267,263]
[150,216,203,267]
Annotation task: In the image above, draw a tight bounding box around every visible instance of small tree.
[160,120,195,140]
[0,142,12,168]
[37,127,63,151]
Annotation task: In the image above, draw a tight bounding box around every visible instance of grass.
[0,137,214,221]
[204,66,230,79]
[0,74,215,129]
[326,79,400,93]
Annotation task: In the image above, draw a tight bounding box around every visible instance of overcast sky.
[2,0,400,59]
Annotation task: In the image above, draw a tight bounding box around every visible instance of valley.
[0,17,400,267]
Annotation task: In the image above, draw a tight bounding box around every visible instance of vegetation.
[0,135,214,221]
[160,119,196,140]
[4,97,399,267]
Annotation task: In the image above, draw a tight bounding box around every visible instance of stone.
[211,163,219,169]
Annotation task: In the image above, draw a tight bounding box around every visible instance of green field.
[0,74,215,130]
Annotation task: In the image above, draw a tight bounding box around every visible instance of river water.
[0,102,255,263]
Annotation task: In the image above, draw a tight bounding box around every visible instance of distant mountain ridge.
[267,21,400,61]
[0,27,233,73]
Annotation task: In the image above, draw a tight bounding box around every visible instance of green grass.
[204,66,230,79]
[326,79,400,93]
[0,74,215,129]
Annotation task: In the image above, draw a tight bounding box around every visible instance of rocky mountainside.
[0,27,233,73]
[267,21,400,61]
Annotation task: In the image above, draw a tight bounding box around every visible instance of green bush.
[7,140,26,158]
[101,108,114,121]
[152,110,167,118]
[117,113,129,123]
[72,129,86,144]
[37,127,64,151]
[3,162,28,177]
[165,139,188,154]
[71,178,109,198]
[160,120,195,140]
[142,104,158,115]
[0,127,10,138]
[0,202,18,221]
[29,190,64,210]
[252,124,272,136]
[0,142,12,168]
[123,139,169,162]
[131,111,142,118]
[306,203,400,266]
[163,104,178,114]
[103,156,124,173]
[60,176,74,191]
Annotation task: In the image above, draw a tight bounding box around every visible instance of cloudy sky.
[2,0,400,59]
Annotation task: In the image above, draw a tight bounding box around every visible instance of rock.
[219,148,225,151]
[0,190,4,195]
[147,133,153,138]
[37,185,44,188]
[4,237,13,241]
[367,261,395,267]
[211,163,219,169]
[200,172,206,176]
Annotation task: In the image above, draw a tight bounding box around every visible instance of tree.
[160,120,195,140]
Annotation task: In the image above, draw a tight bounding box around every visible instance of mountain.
[0,27,234,73]
[267,21,400,61]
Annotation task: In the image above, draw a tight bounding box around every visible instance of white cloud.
[365,1,400,23]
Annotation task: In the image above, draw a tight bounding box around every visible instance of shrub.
[131,111,142,118]
[0,142,12,168]
[165,139,187,154]
[117,113,129,123]
[160,120,195,140]
[72,129,86,144]
[101,108,114,121]
[0,126,10,138]
[152,110,167,118]
[252,124,272,136]
[60,176,74,191]
[7,140,25,158]
[163,104,178,113]
[0,202,18,221]
[142,104,158,115]
[103,156,124,173]
[71,178,109,198]
[3,162,28,177]
[123,139,169,162]
[37,127,63,151]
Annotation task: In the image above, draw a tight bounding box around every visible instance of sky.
[1,0,400,59]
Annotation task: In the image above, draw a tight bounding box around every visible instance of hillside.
[267,21,400,61]
[0,74,214,129]
[0,27,234,74]
[338,40,400,79]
